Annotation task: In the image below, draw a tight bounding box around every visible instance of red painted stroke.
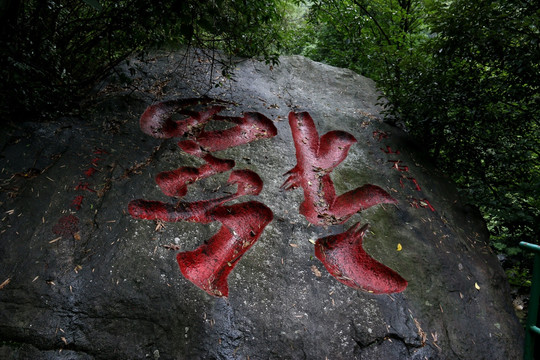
[52,214,80,238]
[407,177,421,191]
[75,182,96,193]
[381,145,400,155]
[177,201,273,297]
[180,112,278,152]
[373,130,389,142]
[411,198,436,212]
[388,160,409,172]
[71,195,84,210]
[129,169,263,223]
[156,144,235,198]
[315,223,407,294]
[140,98,224,139]
[422,199,435,212]
[93,148,108,155]
[282,112,396,225]
[330,184,399,220]
[84,167,97,178]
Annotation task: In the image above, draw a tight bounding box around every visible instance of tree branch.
[351,0,393,46]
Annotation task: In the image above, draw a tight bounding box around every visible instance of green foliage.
[182,0,286,62]
[81,0,102,11]
[397,0,539,239]
[0,0,285,120]
[284,0,429,87]
[1,0,173,119]
[385,0,540,283]
[284,0,540,287]
[506,265,532,288]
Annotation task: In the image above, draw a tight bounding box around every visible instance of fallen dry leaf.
[163,244,181,251]
[413,318,427,346]
[311,265,322,277]
[49,237,62,244]
[0,278,11,290]
[155,219,165,232]
[431,332,441,350]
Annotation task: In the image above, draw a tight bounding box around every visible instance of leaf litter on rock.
[49,237,62,243]
[0,278,11,290]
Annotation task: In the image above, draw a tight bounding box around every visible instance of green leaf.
[81,0,102,11]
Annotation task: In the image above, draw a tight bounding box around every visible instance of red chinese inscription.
[177,202,273,297]
[52,148,108,239]
[155,144,235,198]
[129,99,276,297]
[315,223,407,294]
[282,112,406,294]
[281,112,397,226]
[130,100,413,296]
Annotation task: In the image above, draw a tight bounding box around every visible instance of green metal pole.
[520,242,540,360]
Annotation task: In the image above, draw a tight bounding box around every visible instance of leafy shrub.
[0,0,285,121]
[387,0,540,283]
[284,0,540,289]
[400,0,539,235]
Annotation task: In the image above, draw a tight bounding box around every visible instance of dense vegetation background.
[1,0,538,293]
[283,0,540,294]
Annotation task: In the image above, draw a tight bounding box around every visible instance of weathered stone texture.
[0,51,523,359]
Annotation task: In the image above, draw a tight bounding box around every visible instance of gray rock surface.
[0,50,523,359]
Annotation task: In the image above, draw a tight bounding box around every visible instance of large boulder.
[0,51,523,359]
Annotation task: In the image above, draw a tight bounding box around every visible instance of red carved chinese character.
[84,167,97,178]
[75,181,95,193]
[71,195,84,210]
[407,177,422,191]
[315,223,407,294]
[156,142,235,198]
[177,201,273,297]
[129,99,276,297]
[410,198,436,212]
[281,112,397,226]
[53,147,109,240]
[283,112,406,294]
[129,169,263,224]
